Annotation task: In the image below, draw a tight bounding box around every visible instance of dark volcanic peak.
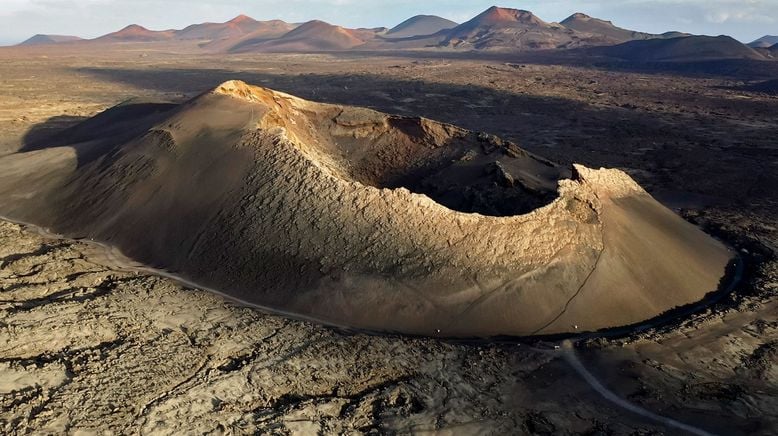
[662,31,691,38]
[18,34,83,46]
[561,12,692,44]
[748,35,778,48]
[599,35,765,62]
[385,15,458,38]
[561,11,647,43]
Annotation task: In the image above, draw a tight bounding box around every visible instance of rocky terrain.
[0,214,775,435]
[0,47,776,434]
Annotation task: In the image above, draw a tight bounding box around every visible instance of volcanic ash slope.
[0,81,732,337]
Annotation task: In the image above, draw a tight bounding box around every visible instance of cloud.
[706,11,774,23]
[705,8,776,24]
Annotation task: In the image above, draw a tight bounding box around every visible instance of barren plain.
[0,46,777,434]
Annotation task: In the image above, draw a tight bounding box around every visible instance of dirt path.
[561,341,714,436]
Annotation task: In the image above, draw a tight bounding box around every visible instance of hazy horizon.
[1,1,776,45]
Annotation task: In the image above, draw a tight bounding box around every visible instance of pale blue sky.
[1,0,776,45]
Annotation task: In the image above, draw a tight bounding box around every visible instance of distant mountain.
[234,20,374,52]
[662,31,691,39]
[385,15,457,39]
[440,6,582,50]
[18,34,83,46]
[752,41,778,59]
[561,13,643,43]
[748,35,778,48]
[560,13,687,44]
[205,20,298,52]
[175,15,266,40]
[95,25,175,42]
[598,35,765,62]
[175,15,298,45]
[15,6,774,59]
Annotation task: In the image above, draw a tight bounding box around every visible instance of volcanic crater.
[0,80,733,337]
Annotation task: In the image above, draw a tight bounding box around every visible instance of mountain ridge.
[385,15,457,39]
[18,34,84,46]
[8,6,770,61]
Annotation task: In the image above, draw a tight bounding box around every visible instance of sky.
[1,0,776,45]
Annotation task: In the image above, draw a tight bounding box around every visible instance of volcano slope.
[0,80,732,337]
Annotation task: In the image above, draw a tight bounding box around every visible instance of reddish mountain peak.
[263,19,368,50]
[98,23,174,41]
[289,20,347,34]
[228,14,256,24]
[476,6,543,25]
[119,24,150,33]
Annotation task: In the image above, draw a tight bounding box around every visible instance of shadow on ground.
[21,101,178,167]
[224,49,778,80]
[22,115,88,150]
[48,65,777,212]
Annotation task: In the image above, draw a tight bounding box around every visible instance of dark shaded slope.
[748,35,778,48]
[561,13,647,43]
[597,35,765,62]
[560,13,687,44]
[19,35,83,46]
[385,15,457,39]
